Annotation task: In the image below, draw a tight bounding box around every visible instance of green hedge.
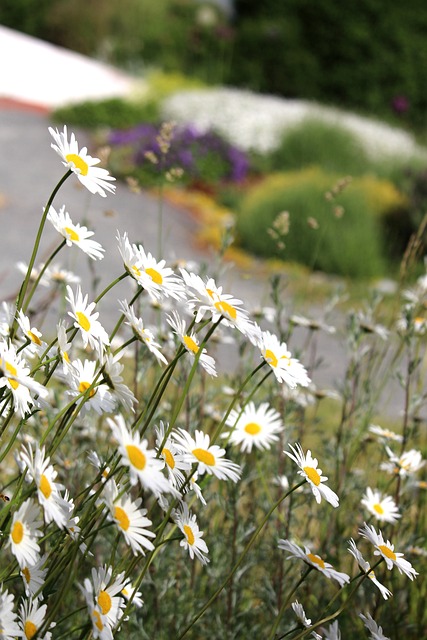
[236,169,409,278]
[52,98,160,130]
[230,0,427,128]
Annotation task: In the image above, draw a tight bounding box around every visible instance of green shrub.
[236,169,408,278]
[52,97,160,130]
[265,118,370,175]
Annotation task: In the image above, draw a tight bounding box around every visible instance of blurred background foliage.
[2,0,427,128]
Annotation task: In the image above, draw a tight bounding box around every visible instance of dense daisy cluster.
[0,125,424,639]
[162,88,427,160]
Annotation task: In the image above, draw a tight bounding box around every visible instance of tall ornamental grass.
[0,124,425,640]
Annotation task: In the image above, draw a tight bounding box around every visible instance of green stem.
[22,239,66,313]
[177,481,306,639]
[268,567,313,640]
[13,169,72,332]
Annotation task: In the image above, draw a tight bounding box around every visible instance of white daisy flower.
[173,502,210,565]
[84,565,126,628]
[107,493,155,556]
[16,310,45,355]
[285,443,339,507]
[0,340,48,417]
[180,269,261,343]
[347,539,392,600]
[19,597,54,640]
[20,554,48,597]
[278,539,350,587]
[47,205,105,259]
[359,523,418,580]
[108,415,176,496]
[361,488,400,524]
[0,301,15,338]
[380,447,425,478]
[135,244,185,302]
[56,321,74,374]
[223,401,284,453]
[155,421,191,488]
[0,585,21,639]
[258,331,311,389]
[99,350,137,412]
[291,600,312,627]
[359,613,390,640]
[66,285,110,350]
[8,498,42,567]
[119,300,167,365]
[16,261,49,287]
[368,424,403,443]
[19,443,69,528]
[116,231,143,280]
[172,427,241,483]
[44,263,81,285]
[67,359,115,415]
[290,314,336,334]
[167,310,217,376]
[49,125,116,197]
[323,620,341,640]
[121,580,144,609]
[79,584,113,640]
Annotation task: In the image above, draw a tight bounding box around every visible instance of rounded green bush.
[236,169,401,278]
[267,117,371,175]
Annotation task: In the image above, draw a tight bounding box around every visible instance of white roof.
[0,25,135,109]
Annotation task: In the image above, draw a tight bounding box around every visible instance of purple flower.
[392,95,410,115]
[108,122,250,184]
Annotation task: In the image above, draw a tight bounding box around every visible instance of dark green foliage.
[229,0,427,128]
[52,98,160,130]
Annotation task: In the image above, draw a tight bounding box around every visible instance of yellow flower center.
[92,609,104,631]
[303,466,321,486]
[11,520,24,544]
[183,335,199,354]
[132,265,142,277]
[122,587,129,597]
[244,422,262,435]
[307,553,325,569]
[114,506,130,531]
[378,544,396,561]
[63,350,70,363]
[214,300,237,320]
[65,153,89,176]
[145,267,163,285]
[5,361,19,389]
[264,349,278,368]
[22,567,31,584]
[24,621,37,639]
[40,473,52,499]
[184,524,195,545]
[373,503,384,515]
[126,445,146,470]
[192,448,215,466]
[98,590,112,615]
[76,311,91,332]
[64,226,80,242]
[162,447,175,469]
[28,330,42,346]
[79,381,96,398]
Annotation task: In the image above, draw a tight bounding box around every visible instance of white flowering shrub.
[0,126,425,639]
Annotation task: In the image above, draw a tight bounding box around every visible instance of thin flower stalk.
[177,481,306,639]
